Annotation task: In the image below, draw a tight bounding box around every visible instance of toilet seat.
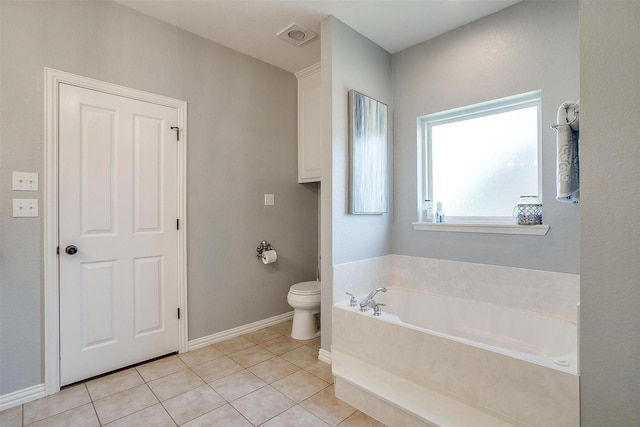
[289,281,320,296]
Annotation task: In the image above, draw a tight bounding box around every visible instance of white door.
[59,83,180,385]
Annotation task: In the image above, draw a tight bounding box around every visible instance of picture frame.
[348,90,388,214]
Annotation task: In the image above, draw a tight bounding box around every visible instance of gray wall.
[325,17,393,266]
[320,16,392,351]
[391,1,580,274]
[0,0,318,395]
[580,1,640,424]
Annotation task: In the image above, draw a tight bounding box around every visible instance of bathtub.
[331,289,579,427]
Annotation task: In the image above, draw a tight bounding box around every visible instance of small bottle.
[436,201,444,223]
[422,200,434,223]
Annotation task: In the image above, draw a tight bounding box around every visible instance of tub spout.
[359,287,387,311]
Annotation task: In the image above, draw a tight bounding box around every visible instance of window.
[418,91,541,223]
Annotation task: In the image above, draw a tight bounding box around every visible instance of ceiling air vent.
[277,22,317,47]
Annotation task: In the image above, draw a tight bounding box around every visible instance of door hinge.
[170,126,180,141]
[177,218,180,230]
[177,308,181,319]
[56,246,60,255]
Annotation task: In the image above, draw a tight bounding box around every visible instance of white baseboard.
[318,348,332,364]
[0,383,46,411]
[188,311,294,351]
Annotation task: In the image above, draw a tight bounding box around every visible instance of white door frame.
[43,68,188,395]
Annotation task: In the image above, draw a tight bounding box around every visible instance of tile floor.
[0,320,386,427]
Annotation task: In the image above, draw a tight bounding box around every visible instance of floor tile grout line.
[143,378,168,421]
[133,360,187,386]
[160,360,276,412]
[253,394,330,427]
[23,391,96,427]
[228,384,296,427]
[87,383,103,427]
[96,383,158,426]
[22,383,92,426]
[16,372,343,427]
[12,323,344,427]
[157,400,180,427]
[151,371,231,427]
[109,361,333,427]
[233,400,264,427]
[156,385,186,427]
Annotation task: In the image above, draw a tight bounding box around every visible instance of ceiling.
[116,0,521,74]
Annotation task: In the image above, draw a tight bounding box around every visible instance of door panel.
[134,114,163,232]
[133,256,164,336]
[81,260,116,348]
[80,105,116,235]
[59,83,179,385]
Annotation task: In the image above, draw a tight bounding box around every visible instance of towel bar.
[551,102,579,130]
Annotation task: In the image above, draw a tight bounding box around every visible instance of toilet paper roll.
[261,250,277,264]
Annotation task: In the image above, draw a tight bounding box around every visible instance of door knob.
[65,245,78,255]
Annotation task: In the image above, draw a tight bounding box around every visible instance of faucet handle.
[373,302,386,317]
[345,292,358,307]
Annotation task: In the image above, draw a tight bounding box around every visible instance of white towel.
[556,101,580,203]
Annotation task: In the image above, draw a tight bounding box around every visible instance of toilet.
[287,281,321,340]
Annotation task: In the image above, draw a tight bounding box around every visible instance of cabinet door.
[297,64,321,182]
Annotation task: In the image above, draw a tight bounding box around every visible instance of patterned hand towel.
[556,101,580,203]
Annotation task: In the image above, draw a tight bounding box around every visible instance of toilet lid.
[290,281,321,295]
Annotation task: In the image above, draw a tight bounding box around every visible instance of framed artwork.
[348,90,388,214]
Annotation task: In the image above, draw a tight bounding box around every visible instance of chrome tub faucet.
[359,287,387,312]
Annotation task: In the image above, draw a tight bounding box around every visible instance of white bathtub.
[332,289,580,427]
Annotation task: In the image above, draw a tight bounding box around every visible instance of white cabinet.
[296,63,321,183]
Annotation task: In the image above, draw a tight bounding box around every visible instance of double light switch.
[12,172,39,217]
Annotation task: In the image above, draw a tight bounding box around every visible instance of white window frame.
[414,91,549,235]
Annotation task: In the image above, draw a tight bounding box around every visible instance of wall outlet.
[264,194,275,206]
[12,172,38,191]
[13,199,38,217]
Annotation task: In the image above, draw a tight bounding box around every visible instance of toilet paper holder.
[256,240,274,260]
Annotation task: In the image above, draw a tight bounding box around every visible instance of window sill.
[411,222,550,236]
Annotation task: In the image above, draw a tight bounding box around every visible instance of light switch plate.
[12,172,38,191]
[264,194,275,206]
[13,199,38,217]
